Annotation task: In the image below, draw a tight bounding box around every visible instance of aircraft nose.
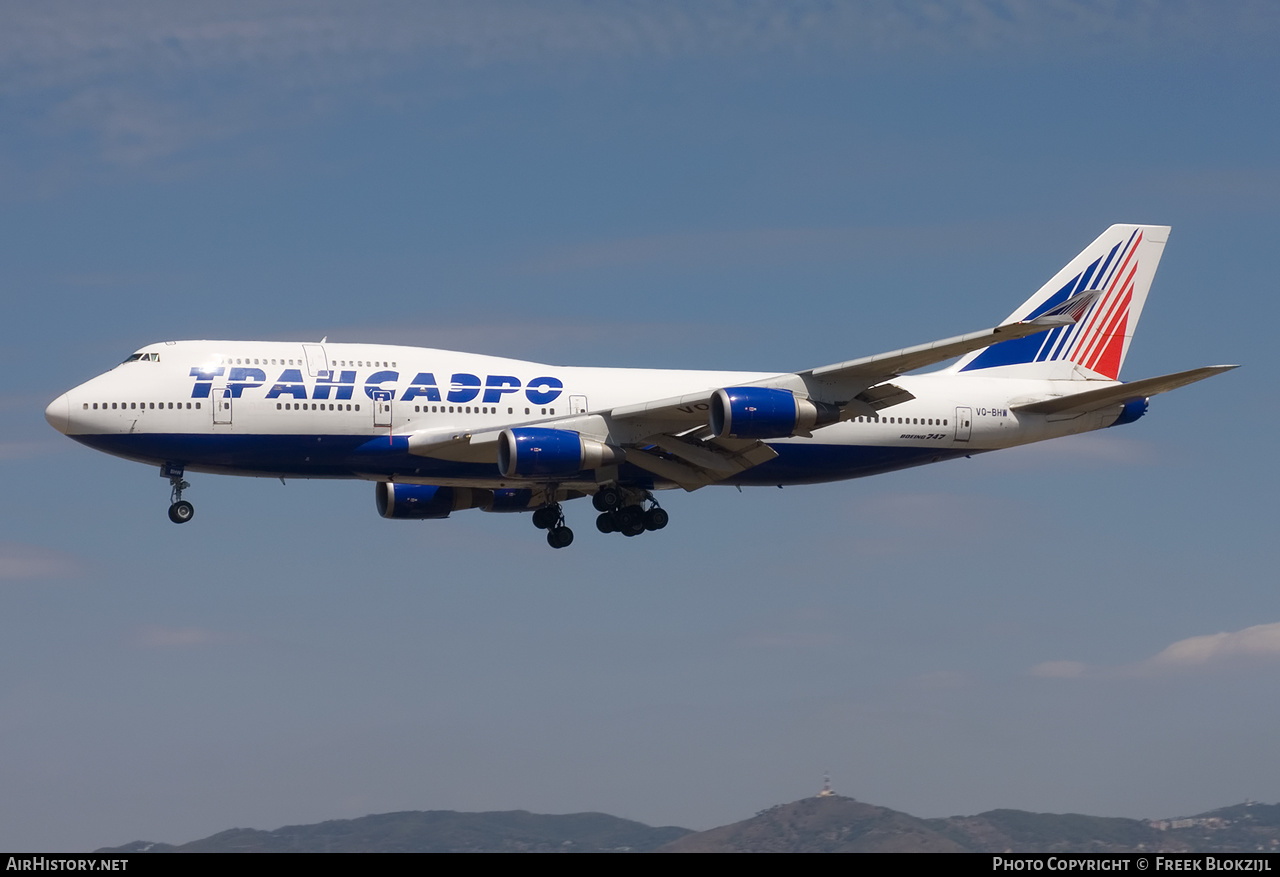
[45,393,70,435]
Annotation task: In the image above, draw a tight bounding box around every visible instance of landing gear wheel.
[617,505,647,537]
[547,526,574,549]
[644,507,669,531]
[168,500,194,524]
[615,504,643,531]
[596,512,617,534]
[531,506,559,530]
[593,486,622,511]
[166,471,193,523]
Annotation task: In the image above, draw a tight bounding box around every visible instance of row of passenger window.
[410,405,557,416]
[220,356,397,368]
[854,415,948,426]
[223,357,300,366]
[87,402,200,410]
[86,398,925,425]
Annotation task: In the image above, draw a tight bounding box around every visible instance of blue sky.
[2,1,1278,850]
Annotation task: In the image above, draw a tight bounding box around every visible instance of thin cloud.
[5,2,1277,169]
[1028,660,1088,679]
[7,2,1275,85]
[1030,622,1280,679]
[1136,623,1280,673]
[734,607,841,651]
[985,433,1159,470]
[837,492,1030,560]
[0,544,81,580]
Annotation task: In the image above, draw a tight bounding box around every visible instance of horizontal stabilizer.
[1012,365,1238,416]
[1036,288,1102,323]
[804,315,1075,388]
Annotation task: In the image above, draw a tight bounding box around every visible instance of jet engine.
[710,387,840,439]
[375,483,484,519]
[1110,397,1148,427]
[497,427,623,479]
[486,488,539,512]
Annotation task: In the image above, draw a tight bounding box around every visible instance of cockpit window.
[122,352,160,363]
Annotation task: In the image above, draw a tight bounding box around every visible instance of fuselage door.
[955,406,971,442]
[213,387,233,424]
[373,390,393,428]
[302,344,330,379]
[569,395,588,415]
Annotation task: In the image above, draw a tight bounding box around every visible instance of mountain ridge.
[97,797,1280,853]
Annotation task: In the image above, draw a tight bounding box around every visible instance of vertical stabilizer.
[952,224,1169,380]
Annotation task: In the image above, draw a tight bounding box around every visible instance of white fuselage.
[47,339,1130,490]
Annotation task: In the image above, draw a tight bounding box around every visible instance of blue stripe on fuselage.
[71,432,973,485]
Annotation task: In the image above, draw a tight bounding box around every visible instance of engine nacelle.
[1110,397,1148,427]
[497,428,623,479]
[486,488,538,512]
[375,483,484,519]
[709,387,840,439]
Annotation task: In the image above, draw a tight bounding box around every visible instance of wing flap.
[651,434,778,474]
[841,382,915,418]
[623,448,715,491]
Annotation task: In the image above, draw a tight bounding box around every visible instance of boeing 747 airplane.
[45,224,1234,548]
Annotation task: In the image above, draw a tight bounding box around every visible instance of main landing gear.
[592,488,668,538]
[528,486,670,549]
[164,465,194,524]
[531,502,574,549]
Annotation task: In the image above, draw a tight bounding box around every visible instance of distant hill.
[97,810,691,853]
[659,797,1280,854]
[97,798,1280,853]
[657,796,966,853]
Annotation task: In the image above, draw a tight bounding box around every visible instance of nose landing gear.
[163,464,194,524]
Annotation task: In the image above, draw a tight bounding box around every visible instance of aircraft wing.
[1011,365,1238,416]
[609,304,1087,429]
[407,308,1085,488]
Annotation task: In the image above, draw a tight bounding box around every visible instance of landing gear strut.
[592,487,668,538]
[531,501,573,549]
[165,466,194,524]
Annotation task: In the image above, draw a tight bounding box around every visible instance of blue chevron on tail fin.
[951,225,1169,381]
